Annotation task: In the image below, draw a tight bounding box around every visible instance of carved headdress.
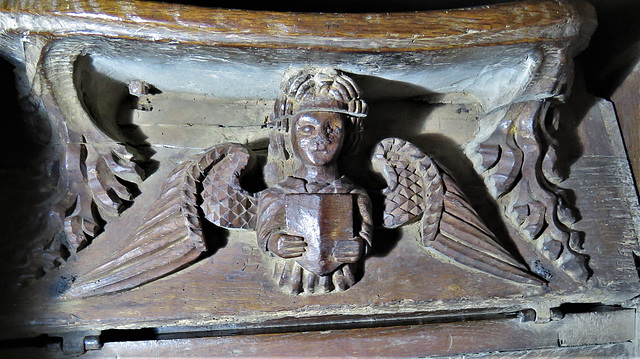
[272,67,367,120]
[266,68,367,185]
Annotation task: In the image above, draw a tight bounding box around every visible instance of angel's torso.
[256,176,373,294]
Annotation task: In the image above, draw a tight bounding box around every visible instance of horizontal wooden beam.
[0,0,595,51]
[89,308,635,357]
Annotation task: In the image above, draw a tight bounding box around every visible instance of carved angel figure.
[256,70,372,294]
[64,68,542,299]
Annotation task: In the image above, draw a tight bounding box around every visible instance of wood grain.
[372,137,544,285]
[2,94,630,343]
[0,0,595,51]
[611,61,640,195]
[1,2,635,358]
[81,308,635,357]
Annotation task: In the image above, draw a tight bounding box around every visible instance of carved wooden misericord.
[62,68,544,298]
[0,0,639,356]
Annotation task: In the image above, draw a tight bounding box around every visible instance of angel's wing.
[201,145,258,229]
[372,138,543,285]
[63,143,259,299]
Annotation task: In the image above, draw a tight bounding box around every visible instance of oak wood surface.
[1,2,637,358]
[2,90,637,342]
[69,308,637,357]
[0,0,595,51]
[611,61,640,195]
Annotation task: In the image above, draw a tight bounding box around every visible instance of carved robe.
[257,176,372,294]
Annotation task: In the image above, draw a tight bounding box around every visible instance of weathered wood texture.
[17,308,631,358]
[0,0,637,357]
[2,84,637,345]
[0,0,594,52]
[467,343,637,359]
[62,143,258,299]
[6,339,636,359]
[372,137,543,285]
[611,60,640,194]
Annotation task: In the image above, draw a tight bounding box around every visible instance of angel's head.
[268,68,367,170]
[290,111,344,166]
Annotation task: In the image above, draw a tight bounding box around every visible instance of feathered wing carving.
[372,138,544,286]
[201,146,259,229]
[63,143,258,299]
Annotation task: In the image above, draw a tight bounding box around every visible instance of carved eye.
[300,124,315,134]
[326,125,341,137]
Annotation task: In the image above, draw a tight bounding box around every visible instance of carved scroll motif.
[42,41,146,254]
[470,100,589,281]
[3,37,147,285]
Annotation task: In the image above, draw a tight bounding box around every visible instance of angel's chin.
[302,153,337,167]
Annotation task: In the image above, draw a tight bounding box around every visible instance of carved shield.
[285,193,353,276]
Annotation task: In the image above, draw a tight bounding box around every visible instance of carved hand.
[268,233,307,258]
[332,237,363,263]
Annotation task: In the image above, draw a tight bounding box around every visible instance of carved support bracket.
[10,37,148,283]
[466,44,591,283]
[470,99,588,282]
[40,40,144,252]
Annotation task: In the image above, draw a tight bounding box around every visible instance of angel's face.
[291,112,345,167]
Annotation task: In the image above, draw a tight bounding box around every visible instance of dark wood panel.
[612,62,640,194]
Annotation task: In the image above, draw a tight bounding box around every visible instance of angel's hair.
[272,67,367,119]
[265,68,367,185]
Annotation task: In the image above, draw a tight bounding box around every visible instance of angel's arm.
[353,188,373,256]
[256,188,306,258]
[256,188,286,253]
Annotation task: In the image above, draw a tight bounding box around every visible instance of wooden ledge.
[0,0,595,51]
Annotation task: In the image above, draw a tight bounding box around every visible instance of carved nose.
[312,134,329,148]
